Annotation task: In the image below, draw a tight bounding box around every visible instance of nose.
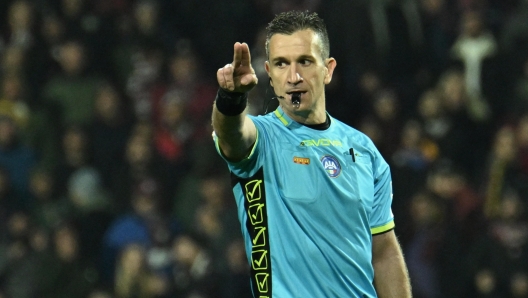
[287,64,303,85]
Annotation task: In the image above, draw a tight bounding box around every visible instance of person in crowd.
[0,115,37,203]
[191,174,240,270]
[102,178,180,285]
[450,10,495,121]
[436,68,491,181]
[169,233,221,298]
[391,120,438,229]
[67,166,114,262]
[482,125,521,219]
[221,238,252,298]
[35,222,98,298]
[108,123,172,211]
[114,243,169,298]
[0,73,59,170]
[404,191,445,298]
[152,89,192,190]
[0,211,39,298]
[54,125,92,197]
[89,83,134,189]
[29,168,70,232]
[465,190,528,297]
[368,88,403,157]
[426,160,485,297]
[42,40,104,128]
[2,1,36,51]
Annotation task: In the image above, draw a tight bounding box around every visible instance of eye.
[300,59,312,66]
[275,61,287,68]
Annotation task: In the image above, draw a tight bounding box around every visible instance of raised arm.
[212,42,258,162]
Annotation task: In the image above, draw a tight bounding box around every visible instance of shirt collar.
[273,106,331,130]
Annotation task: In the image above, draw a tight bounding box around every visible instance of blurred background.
[0,0,527,297]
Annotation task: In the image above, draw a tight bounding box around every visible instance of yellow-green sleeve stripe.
[213,128,259,162]
[371,220,395,235]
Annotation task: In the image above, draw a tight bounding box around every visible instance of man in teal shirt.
[212,10,411,298]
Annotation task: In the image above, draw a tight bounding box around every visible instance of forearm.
[372,232,412,298]
[213,42,258,161]
[212,100,255,162]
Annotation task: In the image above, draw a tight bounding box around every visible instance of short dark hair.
[265,10,330,59]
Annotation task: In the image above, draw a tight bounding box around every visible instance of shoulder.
[331,117,377,148]
[249,112,277,124]
[248,112,285,135]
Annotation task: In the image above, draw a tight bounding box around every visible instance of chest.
[267,136,375,208]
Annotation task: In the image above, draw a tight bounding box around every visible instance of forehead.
[268,29,323,59]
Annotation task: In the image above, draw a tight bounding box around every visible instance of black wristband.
[215,88,248,116]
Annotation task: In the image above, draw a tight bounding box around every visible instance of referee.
[212,10,412,298]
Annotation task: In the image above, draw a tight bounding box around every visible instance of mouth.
[286,91,304,107]
[285,91,306,100]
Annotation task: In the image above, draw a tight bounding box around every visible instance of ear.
[265,61,273,86]
[323,58,337,85]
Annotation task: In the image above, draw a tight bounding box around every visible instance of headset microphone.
[271,93,301,108]
[269,78,302,108]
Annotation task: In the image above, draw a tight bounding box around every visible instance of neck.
[286,108,326,125]
[304,115,330,130]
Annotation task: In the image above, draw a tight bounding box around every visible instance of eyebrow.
[297,54,316,60]
[271,54,316,63]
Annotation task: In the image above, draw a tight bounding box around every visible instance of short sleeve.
[369,152,395,235]
[213,116,264,178]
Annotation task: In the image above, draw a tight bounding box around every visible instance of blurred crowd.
[0,0,527,297]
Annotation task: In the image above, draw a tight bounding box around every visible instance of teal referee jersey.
[214,107,395,298]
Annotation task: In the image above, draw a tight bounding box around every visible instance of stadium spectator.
[465,190,528,297]
[221,239,252,298]
[0,211,39,297]
[0,73,59,170]
[368,88,403,157]
[0,115,37,204]
[29,168,70,232]
[169,233,221,298]
[54,125,92,197]
[114,243,169,298]
[101,178,181,285]
[89,83,134,189]
[513,59,528,115]
[404,191,445,298]
[108,123,173,211]
[427,160,486,297]
[35,222,98,298]
[436,69,491,180]
[391,120,437,226]
[42,40,104,128]
[450,10,495,121]
[1,1,36,52]
[482,125,521,219]
[67,166,114,261]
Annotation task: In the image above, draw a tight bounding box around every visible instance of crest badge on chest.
[320,155,341,178]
